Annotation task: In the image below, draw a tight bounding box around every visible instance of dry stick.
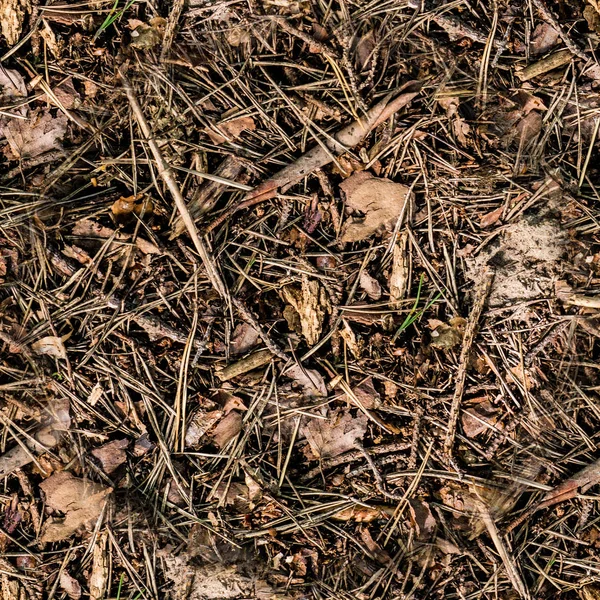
[119,69,289,361]
[443,269,494,460]
[205,81,422,233]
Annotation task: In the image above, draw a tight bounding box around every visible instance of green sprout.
[392,274,441,341]
[94,0,138,41]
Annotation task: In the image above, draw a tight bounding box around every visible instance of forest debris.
[479,206,503,228]
[284,363,327,397]
[339,171,411,243]
[339,320,362,358]
[281,277,329,346]
[31,336,67,359]
[331,505,389,523]
[230,323,260,355]
[89,532,108,600]
[212,480,259,512]
[206,116,255,145]
[429,317,467,350]
[345,377,381,410]
[531,22,560,55]
[389,231,409,308]
[185,410,223,448]
[111,194,153,224]
[215,349,273,381]
[211,411,242,448]
[130,16,167,49]
[0,68,27,102]
[91,439,128,474]
[0,0,30,46]
[206,81,421,231]
[437,96,470,146]
[302,410,368,459]
[408,499,436,540]
[60,571,82,600]
[359,270,382,300]
[516,50,572,82]
[2,110,68,159]
[39,472,112,543]
[584,2,600,34]
[72,218,159,255]
[461,398,500,438]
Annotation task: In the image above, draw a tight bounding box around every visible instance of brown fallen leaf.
[60,571,82,600]
[345,376,381,410]
[408,498,436,540]
[530,22,560,55]
[281,277,329,346]
[91,439,128,474]
[284,363,327,397]
[0,0,30,46]
[513,90,547,115]
[0,68,27,103]
[39,472,112,543]
[461,398,499,438]
[2,110,67,159]
[339,171,411,243]
[429,317,467,350]
[72,218,159,255]
[31,336,67,359]
[206,116,255,145]
[230,322,260,355]
[185,410,223,448]
[129,16,167,49]
[479,206,503,228]
[211,411,242,448]
[585,3,600,34]
[331,504,390,522]
[359,270,382,300]
[111,194,153,224]
[438,96,471,146]
[212,481,256,512]
[302,409,368,459]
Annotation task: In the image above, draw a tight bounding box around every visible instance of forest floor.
[2,0,600,598]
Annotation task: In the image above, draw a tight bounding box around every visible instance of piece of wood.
[215,350,274,381]
[516,50,572,81]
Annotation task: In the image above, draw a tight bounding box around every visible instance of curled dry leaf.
[461,398,500,438]
[2,110,67,159]
[91,439,128,474]
[0,0,30,46]
[340,171,411,243]
[39,471,112,543]
[284,363,327,397]
[438,96,470,146]
[31,336,67,359]
[339,319,362,358]
[530,22,560,55]
[479,206,503,228]
[211,411,242,448]
[206,116,255,145]
[302,409,368,459]
[281,277,329,346]
[359,270,382,300]
[60,571,82,600]
[212,480,258,513]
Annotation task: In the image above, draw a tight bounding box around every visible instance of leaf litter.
[1,1,600,599]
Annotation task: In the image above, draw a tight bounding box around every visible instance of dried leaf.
[60,571,82,600]
[461,398,499,438]
[31,336,67,359]
[339,319,362,358]
[479,206,503,228]
[346,376,381,410]
[130,17,166,49]
[230,323,260,355]
[355,30,376,72]
[3,110,67,159]
[340,171,411,243]
[429,318,466,350]
[359,270,382,300]
[39,472,112,543]
[284,363,327,397]
[211,411,242,448]
[111,194,153,224]
[281,277,329,346]
[514,90,547,115]
[185,410,223,448]
[212,481,257,512]
[331,504,388,522]
[389,231,408,308]
[0,0,30,46]
[91,439,128,474]
[40,20,63,58]
[438,96,471,145]
[408,498,436,540]
[531,22,560,55]
[206,116,255,145]
[585,4,600,34]
[0,68,27,103]
[302,410,368,459]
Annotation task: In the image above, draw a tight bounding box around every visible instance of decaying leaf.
[211,411,242,448]
[340,171,411,243]
[185,410,223,448]
[206,116,255,145]
[0,0,31,46]
[60,571,82,600]
[530,22,560,55]
[281,277,329,346]
[479,206,503,228]
[302,409,368,459]
[585,2,600,34]
[91,439,128,474]
[429,317,467,350]
[130,16,167,49]
[31,336,67,359]
[111,194,153,224]
[461,398,500,438]
[345,376,381,410]
[39,472,112,543]
[437,95,471,146]
[359,270,382,300]
[339,319,362,358]
[0,68,27,103]
[284,363,327,397]
[212,481,256,512]
[230,323,260,355]
[408,498,436,540]
[2,110,67,159]
[331,504,390,522]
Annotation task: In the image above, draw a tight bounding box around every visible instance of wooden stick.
[444,268,494,459]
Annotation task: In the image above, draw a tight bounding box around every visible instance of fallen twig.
[205,81,422,232]
[444,268,494,459]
